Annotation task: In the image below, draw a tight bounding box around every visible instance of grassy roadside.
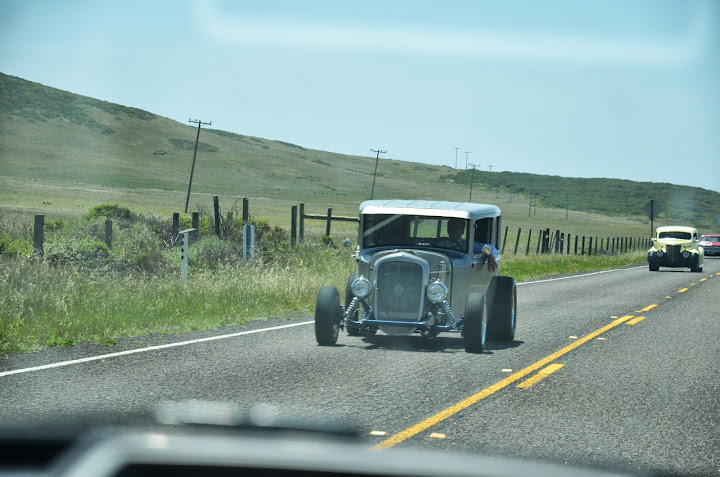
[0,250,646,354]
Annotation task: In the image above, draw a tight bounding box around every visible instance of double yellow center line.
[375,314,636,449]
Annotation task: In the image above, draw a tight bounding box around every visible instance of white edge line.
[517,265,646,285]
[1,321,314,378]
[1,265,646,377]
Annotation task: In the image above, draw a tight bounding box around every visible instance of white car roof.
[359,200,501,220]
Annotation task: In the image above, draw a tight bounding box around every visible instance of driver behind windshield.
[435,218,498,272]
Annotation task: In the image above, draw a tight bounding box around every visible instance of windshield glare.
[362,214,467,250]
[658,231,691,240]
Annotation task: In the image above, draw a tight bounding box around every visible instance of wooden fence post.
[213,196,220,237]
[514,228,521,254]
[567,234,571,254]
[574,235,578,255]
[192,212,199,240]
[502,226,509,253]
[525,229,532,255]
[588,236,593,256]
[291,206,297,246]
[34,214,44,257]
[581,236,586,255]
[105,219,113,249]
[555,230,560,253]
[326,208,332,236]
[242,198,249,224]
[172,213,180,242]
[536,230,542,254]
[299,203,305,242]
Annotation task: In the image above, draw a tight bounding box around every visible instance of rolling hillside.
[1,72,718,231]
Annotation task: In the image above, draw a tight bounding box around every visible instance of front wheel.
[486,276,517,341]
[463,293,487,353]
[649,263,659,272]
[315,287,342,346]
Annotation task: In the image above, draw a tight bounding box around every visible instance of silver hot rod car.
[314,200,517,353]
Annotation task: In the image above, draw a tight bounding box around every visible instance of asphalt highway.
[1,258,719,476]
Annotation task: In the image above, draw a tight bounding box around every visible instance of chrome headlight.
[657,249,664,257]
[426,281,448,303]
[351,276,372,298]
[682,250,689,258]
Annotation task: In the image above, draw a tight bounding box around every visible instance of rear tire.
[463,293,487,353]
[486,276,517,341]
[315,287,342,346]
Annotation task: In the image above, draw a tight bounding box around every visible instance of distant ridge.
[1,72,718,228]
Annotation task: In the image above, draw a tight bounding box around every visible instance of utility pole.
[487,164,494,172]
[468,163,478,202]
[529,181,534,217]
[565,190,568,220]
[184,118,212,213]
[453,146,459,169]
[464,151,470,170]
[370,148,386,200]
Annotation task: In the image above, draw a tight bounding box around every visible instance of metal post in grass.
[299,203,305,242]
[34,214,44,258]
[242,198,249,224]
[179,228,196,282]
[502,226,509,253]
[514,228,521,254]
[243,224,255,260]
[105,220,113,249]
[291,206,297,246]
[326,208,333,236]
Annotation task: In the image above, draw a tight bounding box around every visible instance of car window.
[658,231,691,240]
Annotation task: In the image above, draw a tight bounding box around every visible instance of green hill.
[1,71,718,232]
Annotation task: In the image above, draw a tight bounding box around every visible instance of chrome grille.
[376,261,424,322]
[666,244,680,262]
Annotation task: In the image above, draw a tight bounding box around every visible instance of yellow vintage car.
[647,226,704,272]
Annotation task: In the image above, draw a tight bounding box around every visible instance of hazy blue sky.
[1,0,718,192]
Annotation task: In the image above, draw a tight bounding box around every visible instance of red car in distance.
[699,234,720,256]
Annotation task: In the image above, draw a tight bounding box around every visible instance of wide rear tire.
[463,293,487,353]
[486,276,517,341]
[315,287,342,346]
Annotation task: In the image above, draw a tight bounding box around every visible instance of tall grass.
[0,246,353,353]
[0,248,647,354]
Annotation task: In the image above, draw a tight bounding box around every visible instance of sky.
[1,0,718,192]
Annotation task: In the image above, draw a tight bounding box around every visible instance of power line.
[370,148,386,200]
[185,118,212,213]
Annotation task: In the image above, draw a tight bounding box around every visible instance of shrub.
[84,204,135,221]
[0,232,32,257]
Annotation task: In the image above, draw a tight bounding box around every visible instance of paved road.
[2,259,719,476]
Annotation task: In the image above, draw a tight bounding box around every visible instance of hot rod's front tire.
[486,276,517,342]
[463,293,487,353]
[344,272,361,336]
[315,287,342,346]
